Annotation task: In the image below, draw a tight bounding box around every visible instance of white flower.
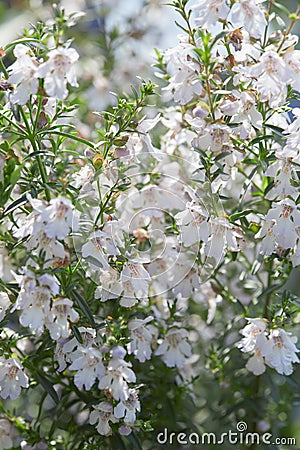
[266,198,300,249]
[230,0,267,39]
[14,195,46,240]
[256,219,277,256]
[98,346,136,401]
[121,263,151,297]
[82,234,110,273]
[237,318,268,353]
[195,123,232,154]
[291,243,300,268]
[15,195,78,242]
[175,201,209,246]
[245,50,290,107]
[0,292,11,322]
[264,156,297,200]
[119,281,144,308]
[114,388,141,424]
[238,319,300,376]
[245,351,266,376]
[95,266,123,302]
[46,298,79,340]
[43,97,57,120]
[283,108,300,152]
[55,326,96,372]
[89,401,118,436]
[155,328,192,368]
[82,222,123,271]
[131,114,162,158]
[70,164,95,194]
[26,231,69,268]
[7,44,39,104]
[41,197,79,240]
[283,49,300,91]
[12,272,59,336]
[163,35,203,105]
[192,0,229,29]
[265,328,300,376]
[220,90,262,139]
[238,318,271,376]
[172,263,200,299]
[69,347,105,390]
[128,316,156,362]
[0,357,29,400]
[36,46,79,99]
[204,217,239,261]
[194,281,222,324]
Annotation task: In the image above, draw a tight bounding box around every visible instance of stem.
[249,376,261,450]
[263,260,274,319]
[19,106,51,201]
[262,0,273,49]
[41,130,95,149]
[249,259,274,450]
[0,58,8,78]
[33,95,43,133]
[176,1,196,46]
[205,65,215,122]
[277,6,300,54]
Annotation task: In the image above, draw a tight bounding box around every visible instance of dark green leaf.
[71,290,96,327]
[34,372,60,404]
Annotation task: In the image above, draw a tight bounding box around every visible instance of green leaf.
[39,130,95,149]
[10,166,22,185]
[273,1,292,16]
[71,290,96,327]
[214,151,231,161]
[70,324,84,344]
[257,283,282,301]
[126,432,143,450]
[34,372,60,404]
[250,134,274,145]
[4,38,46,51]
[230,209,252,221]
[264,123,285,137]
[3,194,28,216]
[24,150,53,161]
[264,180,275,196]
[84,255,104,268]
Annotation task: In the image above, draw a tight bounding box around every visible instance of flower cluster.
[14,195,78,268]
[238,318,300,376]
[7,44,79,103]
